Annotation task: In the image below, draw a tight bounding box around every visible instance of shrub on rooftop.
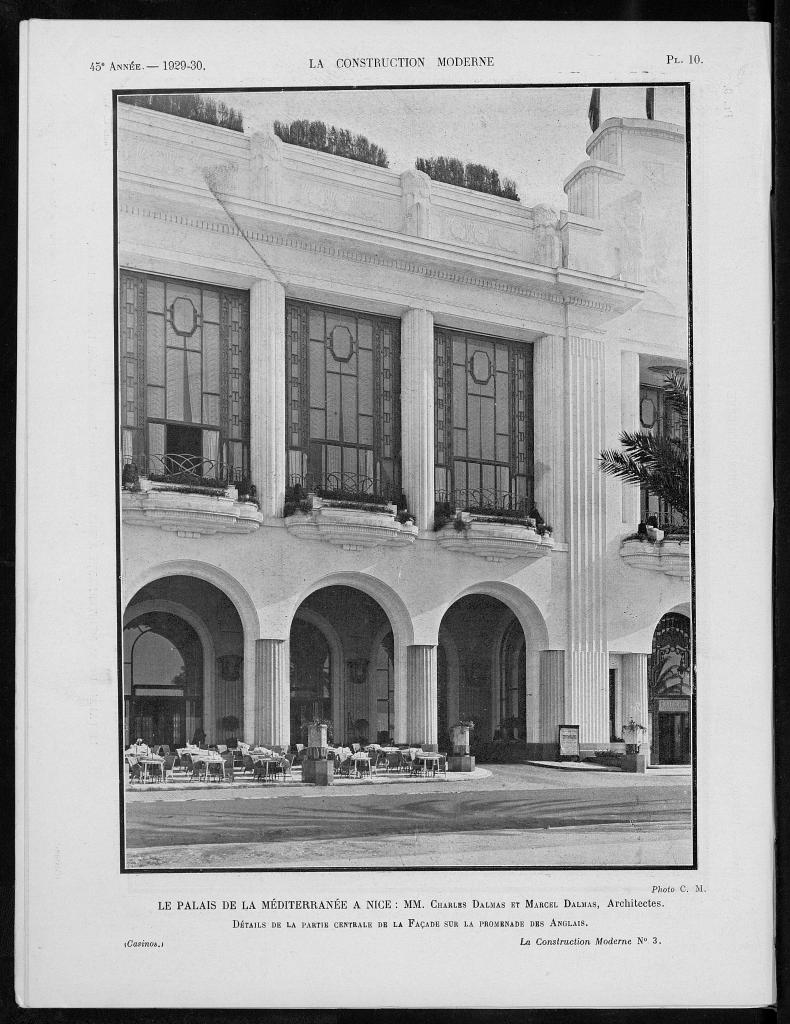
[273,119,389,167]
[119,93,244,132]
[415,155,520,201]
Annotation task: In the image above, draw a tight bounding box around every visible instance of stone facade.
[119,103,691,762]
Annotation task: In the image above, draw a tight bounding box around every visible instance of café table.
[190,752,226,782]
[251,755,282,781]
[350,752,372,778]
[413,752,447,778]
[134,754,165,783]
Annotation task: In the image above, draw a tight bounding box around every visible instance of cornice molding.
[119,201,620,314]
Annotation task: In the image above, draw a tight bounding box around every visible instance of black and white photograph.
[117,84,694,871]
[16,20,773,1009]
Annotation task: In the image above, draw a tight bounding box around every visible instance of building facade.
[118,98,692,765]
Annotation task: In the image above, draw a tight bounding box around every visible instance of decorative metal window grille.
[119,271,250,487]
[648,613,692,701]
[434,328,534,515]
[285,300,402,502]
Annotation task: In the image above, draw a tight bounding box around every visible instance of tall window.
[435,328,533,513]
[639,381,685,527]
[119,271,250,486]
[285,300,401,501]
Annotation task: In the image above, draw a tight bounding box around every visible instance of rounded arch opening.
[123,575,245,749]
[648,609,692,765]
[289,585,396,748]
[438,592,536,751]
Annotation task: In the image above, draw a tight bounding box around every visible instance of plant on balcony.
[415,156,520,201]
[433,501,454,531]
[319,496,392,512]
[600,370,689,527]
[119,93,244,132]
[273,119,389,167]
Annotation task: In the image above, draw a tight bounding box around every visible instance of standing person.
[192,726,206,748]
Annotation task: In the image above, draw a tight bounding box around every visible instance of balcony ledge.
[122,481,263,537]
[620,536,690,581]
[436,514,555,562]
[283,498,418,551]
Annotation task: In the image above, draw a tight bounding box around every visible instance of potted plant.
[452,511,468,533]
[622,718,648,773]
[622,717,646,753]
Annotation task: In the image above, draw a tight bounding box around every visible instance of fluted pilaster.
[533,334,566,540]
[539,650,565,743]
[566,335,609,744]
[250,278,286,518]
[620,350,641,526]
[254,638,290,748]
[621,653,649,753]
[406,645,438,749]
[401,309,435,530]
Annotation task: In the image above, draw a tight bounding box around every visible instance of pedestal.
[448,754,475,772]
[623,753,647,774]
[303,759,333,785]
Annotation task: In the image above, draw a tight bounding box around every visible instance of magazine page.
[16,19,773,1008]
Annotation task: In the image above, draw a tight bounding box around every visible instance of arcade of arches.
[123,576,244,748]
[122,576,691,764]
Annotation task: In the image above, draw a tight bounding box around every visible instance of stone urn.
[307,722,329,758]
[448,724,475,773]
[622,721,647,772]
[303,723,332,785]
[449,724,470,755]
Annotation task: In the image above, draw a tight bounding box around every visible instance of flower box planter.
[284,494,417,550]
[122,478,262,536]
[436,511,554,562]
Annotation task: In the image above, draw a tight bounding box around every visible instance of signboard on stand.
[558,724,581,761]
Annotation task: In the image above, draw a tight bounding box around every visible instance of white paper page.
[17,20,773,1009]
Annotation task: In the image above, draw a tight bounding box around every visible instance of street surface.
[125,764,693,869]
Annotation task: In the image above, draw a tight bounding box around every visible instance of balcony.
[434,492,555,563]
[283,474,418,551]
[620,528,690,581]
[121,454,262,538]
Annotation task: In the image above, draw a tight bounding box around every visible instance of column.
[250,278,286,518]
[242,634,257,746]
[443,637,460,738]
[400,309,435,530]
[254,639,290,748]
[538,650,565,748]
[367,661,380,744]
[565,335,609,745]
[620,350,641,526]
[406,645,438,750]
[533,334,566,541]
[331,661,346,747]
[524,649,541,745]
[621,653,649,759]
